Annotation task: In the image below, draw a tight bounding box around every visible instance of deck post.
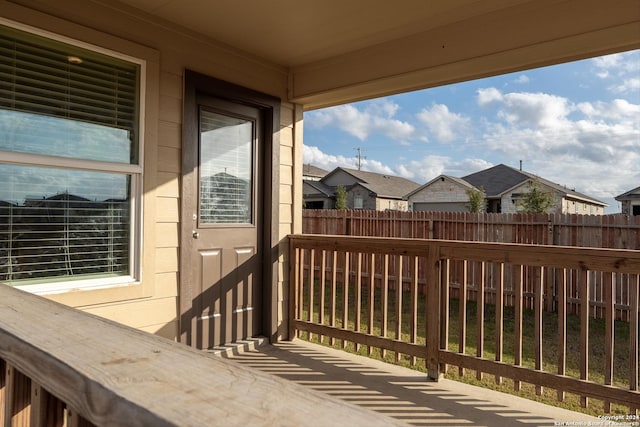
[288,238,298,340]
[426,243,442,380]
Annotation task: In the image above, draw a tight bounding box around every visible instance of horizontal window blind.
[0,165,131,284]
[0,196,129,282]
[0,24,139,164]
[199,109,253,224]
[200,173,251,223]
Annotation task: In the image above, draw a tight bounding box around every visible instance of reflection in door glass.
[199,109,253,224]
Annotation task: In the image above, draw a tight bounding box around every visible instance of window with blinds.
[0,22,142,287]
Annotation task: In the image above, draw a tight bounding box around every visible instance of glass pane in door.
[199,109,253,224]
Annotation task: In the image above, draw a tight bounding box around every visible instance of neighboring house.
[406,175,477,212]
[306,167,421,211]
[0,1,631,356]
[407,164,607,214]
[302,164,328,181]
[303,179,335,209]
[615,186,640,216]
[462,164,606,214]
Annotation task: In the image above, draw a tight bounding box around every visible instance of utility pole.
[355,147,366,170]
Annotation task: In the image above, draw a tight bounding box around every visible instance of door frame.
[180,70,281,345]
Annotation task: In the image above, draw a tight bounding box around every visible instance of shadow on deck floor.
[213,338,598,427]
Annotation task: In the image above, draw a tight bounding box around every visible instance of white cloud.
[304,98,415,142]
[609,77,640,94]
[477,87,503,105]
[303,145,395,175]
[477,91,639,209]
[416,104,470,143]
[396,155,495,184]
[303,145,355,171]
[305,110,333,129]
[513,75,530,84]
[359,159,396,175]
[478,88,571,129]
[577,99,640,121]
[592,53,625,70]
[303,145,494,185]
[591,50,640,94]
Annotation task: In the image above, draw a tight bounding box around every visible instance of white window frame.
[0,18,145,295]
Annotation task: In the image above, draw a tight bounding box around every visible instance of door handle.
[192,231,200,239]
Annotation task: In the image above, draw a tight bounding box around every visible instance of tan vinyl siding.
[156,172,181,198]
[2,0,294,341]
[156,197,180,223]
[276,102,300,339]
[154,272,179,299]
[82,296,178,334]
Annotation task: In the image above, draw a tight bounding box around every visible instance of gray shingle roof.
[462,164,529,197]
[332,167,421,199]
[615,185,640,200]
[462,164,606,206]
[303,180,334,196]
[302,164,329,179]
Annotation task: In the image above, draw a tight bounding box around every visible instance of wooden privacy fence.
[303,210,640,248]
[303,210,640,320]
[288,234,640,413]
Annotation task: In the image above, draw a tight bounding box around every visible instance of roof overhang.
[14,0,640,109]
[290,0,640,109]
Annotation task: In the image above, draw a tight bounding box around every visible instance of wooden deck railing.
[288,234,640,413]
[303,210,640,321]
[0,285,394,427]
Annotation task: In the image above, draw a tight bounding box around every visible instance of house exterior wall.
[322,170,358,188]
[502,182,563,214]
[304,197,333,209]
[563,198,606,215]
[504,182,604,215]
[303,181,333,209]
[1,1,297,341]
[346,186,408,211]
[621,199,640,215]
[347,186,376,210]
[407,179,470,212]
[375,198,409,212]
[412,202,468,212]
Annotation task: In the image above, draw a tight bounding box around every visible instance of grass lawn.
[298,281,634,417]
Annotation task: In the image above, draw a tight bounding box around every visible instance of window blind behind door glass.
[199,109,253,224]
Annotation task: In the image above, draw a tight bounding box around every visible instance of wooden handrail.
[0,285,398,426]
[292,234,640,272]
[288,234,640,412]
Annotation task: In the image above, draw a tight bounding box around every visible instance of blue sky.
[303,50,640,214]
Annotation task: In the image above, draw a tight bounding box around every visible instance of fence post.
[426,243,442,380]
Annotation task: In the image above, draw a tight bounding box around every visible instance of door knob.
[192,231,200,239]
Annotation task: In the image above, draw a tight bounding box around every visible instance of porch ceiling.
[116,0,529,67]
[97,0,640,108]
